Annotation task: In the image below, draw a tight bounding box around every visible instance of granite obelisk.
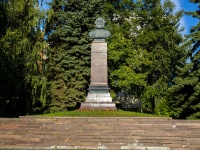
[80,17,117,110]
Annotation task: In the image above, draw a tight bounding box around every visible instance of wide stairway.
[0,116,200,150]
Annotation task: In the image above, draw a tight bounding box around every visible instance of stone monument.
[80,17,117,110]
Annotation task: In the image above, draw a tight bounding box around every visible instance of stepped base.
[79,102,117,110]
[80,86,117,110]
[1,117,200,149]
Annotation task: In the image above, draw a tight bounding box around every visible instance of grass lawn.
[39,109,164,117]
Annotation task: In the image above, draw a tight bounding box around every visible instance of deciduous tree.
[0,0,47,116]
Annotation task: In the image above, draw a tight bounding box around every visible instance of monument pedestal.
[80,41,117,110]
[80,86,116,110]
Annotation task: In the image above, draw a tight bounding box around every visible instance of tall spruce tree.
[46,0,104,112]
[167,0,200,119]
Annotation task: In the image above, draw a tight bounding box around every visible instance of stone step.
[0,116,200,149]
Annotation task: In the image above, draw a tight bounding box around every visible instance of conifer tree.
[46,0,104,112]
[167,0,200,119]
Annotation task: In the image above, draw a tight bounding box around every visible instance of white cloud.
[162,0,187,34]
[172,0,187,34]
[161,0,182,11]
[171,0,182,12]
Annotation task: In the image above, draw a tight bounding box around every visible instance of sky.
[41,0,199,35]
[169,0,199,35]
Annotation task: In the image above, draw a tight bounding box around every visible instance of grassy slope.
[39,110,163,117]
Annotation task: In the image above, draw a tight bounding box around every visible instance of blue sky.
[41,0,199,35]
[169,0,199,34]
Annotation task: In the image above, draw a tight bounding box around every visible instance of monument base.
[80,86,117,110]
[79,102,117,110]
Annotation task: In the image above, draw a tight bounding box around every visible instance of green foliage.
[107,0,184,113]
[1,0,199,118]
[135,0,184,113]
[25,39,49,114]
[154,98,172,116]
[107,0,148,101]
[0,0,48,116]
[167,1,200,119]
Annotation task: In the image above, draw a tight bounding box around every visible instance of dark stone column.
[80,42,116,110]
